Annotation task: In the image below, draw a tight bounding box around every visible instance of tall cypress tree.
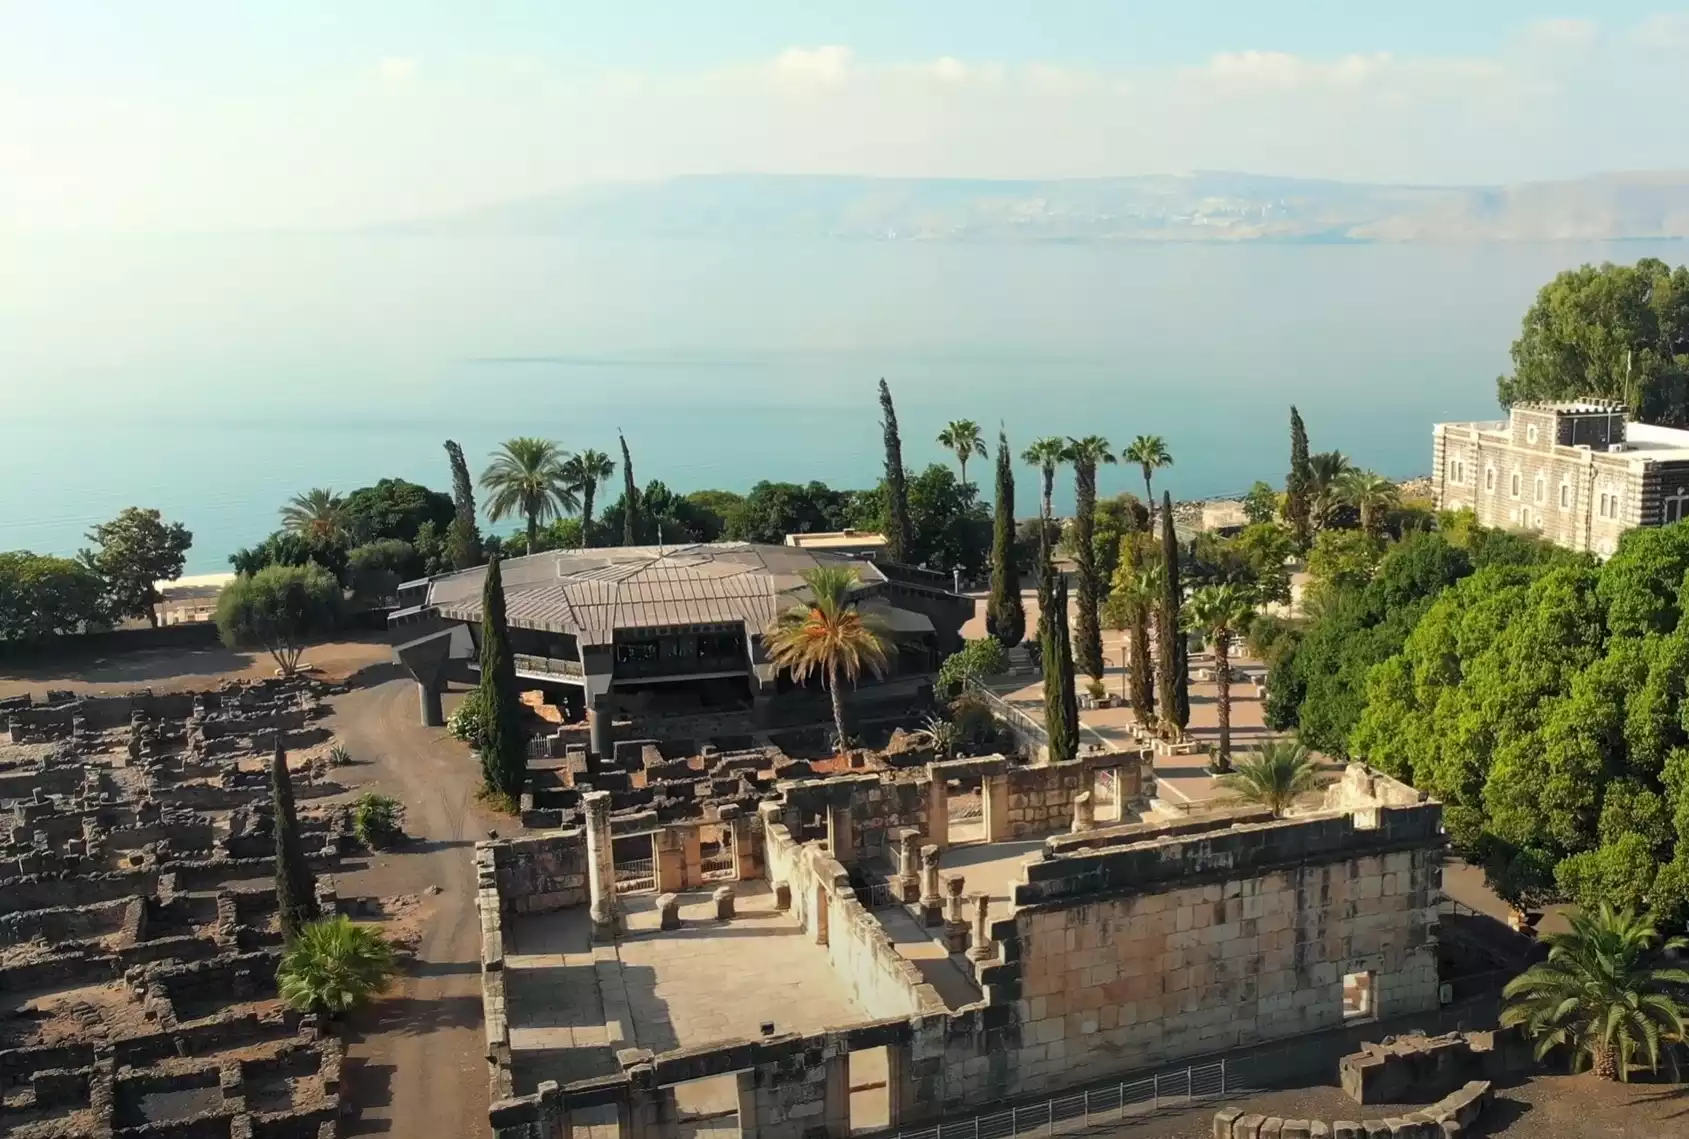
[1285,406,1312,547]
[1041,573,1078,763]
[1068,439,1113,680]
[1156,491,1190,737]
[479,556,527,797]
[877,379,913,563]
[986,429,1026,647]
[271,733,318,941]
[444,439,483,570]
[619,433,640,546]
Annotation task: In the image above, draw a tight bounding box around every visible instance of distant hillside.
[388,171,1689,244]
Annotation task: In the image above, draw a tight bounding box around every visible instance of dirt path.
[325,676,494,1139]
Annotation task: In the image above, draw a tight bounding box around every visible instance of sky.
[3,1,1689,231]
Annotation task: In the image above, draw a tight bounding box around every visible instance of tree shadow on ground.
[357,993,485,1039]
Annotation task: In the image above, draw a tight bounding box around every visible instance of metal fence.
[614,857,656,894]
[886,1060,1234,1139]
[700,851,736,880]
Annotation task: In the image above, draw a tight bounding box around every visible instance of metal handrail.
[879,1059,1236,1139]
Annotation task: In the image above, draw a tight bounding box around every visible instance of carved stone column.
[1071,789,1095,833]
[967,893,996,962]
[583,790,620,941]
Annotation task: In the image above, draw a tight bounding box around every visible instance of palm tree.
[763,565,893,753]
[1218,739,1319,816]
[1021,436,1069,529]
[279,489,346,544]
[1502,904,1689,1081]
[1308,450,1353,530]
[1184,584,1256,771]
[562,449,617,546]
[1123,436,1174,526]
[277,915,396,1017]
[480,438,578,552]
[937,420,988,489]
[1335,469,1400,535]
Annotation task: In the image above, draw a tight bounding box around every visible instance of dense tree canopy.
[81,507,193,628]
[1497,258,1689,426]
[340,478,454,546]
[0,552,106,643]
[729,481,853,543]
[1338,523,1689,917]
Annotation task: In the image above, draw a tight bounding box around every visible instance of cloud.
[378,57,418,83]
[4,17,1689,232]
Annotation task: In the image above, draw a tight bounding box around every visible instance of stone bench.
[657,893,681,930]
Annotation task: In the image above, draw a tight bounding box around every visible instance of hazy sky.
[4,1,1688,231]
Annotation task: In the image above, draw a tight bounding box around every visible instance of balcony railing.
[512,653,584,678]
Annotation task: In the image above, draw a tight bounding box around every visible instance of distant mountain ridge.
[388,171,1689,244]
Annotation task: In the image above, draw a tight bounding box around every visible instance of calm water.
[1,235,1682,573]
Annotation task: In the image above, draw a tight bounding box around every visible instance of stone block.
[1281,1121,1311,1139]
[1331,1125,1361,1139]
[1362,1122,1390,1139]
[657,893,681,930]
[1259,1119,1283,1139]
[713,884,735,920]
[1213,1108,1244,1138]
[1309,1124,1330,1139]
[1234,1115,1266,1139]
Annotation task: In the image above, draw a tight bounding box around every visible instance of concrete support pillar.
[416,681,444,727]
[587,696,613,768]
[735,1070,760,1139]
[925,769,949,853]
[821,1052,851,1139]
[1071,789,1095,833]
[981,773,1009,843]
[826,805,854,864]
[583,790,620,941]
[967,894,995,962]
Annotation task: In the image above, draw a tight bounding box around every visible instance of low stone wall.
[482,829,590,915]
[1339,1029,1533,1105]
[761,810,946,1020]
[1214,1079,1493,1138]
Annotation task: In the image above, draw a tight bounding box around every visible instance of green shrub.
[327,744,353,767]
[352,793,403,849]
[276,915,395,1016]
[937,637,1009,696]
[447,689,489,750]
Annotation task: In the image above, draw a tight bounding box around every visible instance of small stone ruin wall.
[1214,1079,1492,1139]
[761,813,946,1021]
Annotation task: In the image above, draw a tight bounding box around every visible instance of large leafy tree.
[730,481,854,543]
[1066,436,1115,680]
[280,489,347,545]
[1501,904,1689,1081]
[1041,572,1079,763]
[1122,435,1173,529]
[0,552,106,642]
[81,507,192,628]
[845,466,991,578]
[215,563,343,676]
[477,556,527,797]
[277,915,396,1017]
[1156,491,1190,738]
[878,380,913,562]
[1497,259,1689,426]
[1185,583,1256,771]
[480,438,576,553]
[1219,739,1319,817]
[340,479,453,546]
[938,419,988,490]
[270,734,320,941]
[1284,406,1313,547]
[763,565,893,751]
[986,429,1026,648]
[443,440,483,569]
[562,449,617,547]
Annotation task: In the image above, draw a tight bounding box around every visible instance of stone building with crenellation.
[1432,399,1689,557]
